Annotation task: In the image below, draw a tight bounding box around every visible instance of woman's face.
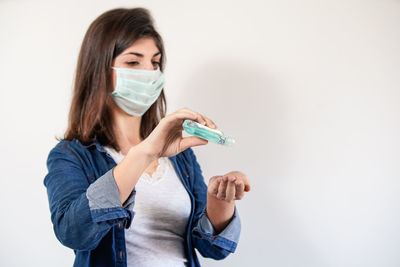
[112,37,161,88]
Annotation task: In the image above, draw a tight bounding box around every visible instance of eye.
[152,61,160,67]
[126,61,139,66]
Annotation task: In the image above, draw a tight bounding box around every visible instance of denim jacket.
[43,138,241,267]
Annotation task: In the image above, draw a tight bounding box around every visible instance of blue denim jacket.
[44,138,241,267]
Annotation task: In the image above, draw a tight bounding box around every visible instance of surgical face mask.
[110,67,165,117]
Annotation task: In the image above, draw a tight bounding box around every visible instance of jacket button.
[119,251,123,259]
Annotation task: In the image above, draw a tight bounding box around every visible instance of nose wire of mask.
[110,67,165,117]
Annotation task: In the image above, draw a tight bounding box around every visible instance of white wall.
[1,0,399,266]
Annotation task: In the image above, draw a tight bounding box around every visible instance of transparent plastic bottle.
[182,119,235,146]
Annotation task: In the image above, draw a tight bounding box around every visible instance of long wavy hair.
[62,8,167,151]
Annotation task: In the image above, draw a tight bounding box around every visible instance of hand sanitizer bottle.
[182,119,235,146]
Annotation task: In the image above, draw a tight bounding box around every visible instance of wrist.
[206,194,235,233]
[207,191,235,205]
[130,141,157,162]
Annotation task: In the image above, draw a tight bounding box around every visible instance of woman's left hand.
[207,171,251,202]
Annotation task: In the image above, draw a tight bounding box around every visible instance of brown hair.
[62,8,167,151]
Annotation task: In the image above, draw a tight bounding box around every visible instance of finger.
[239,173,251,192]
[194,112,217,129]
[179,108,207,125]
[180,107,217,129]
[225,177,237,201]
[207,176,221,196]
[216,177,228,200]
[235,180,245,200]
[226,171,251,192]
[244,182,251,192]
[201,115,218,129]
[165,111,198,124]
[180,136,208,151]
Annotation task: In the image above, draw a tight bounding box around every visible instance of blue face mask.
[110,67,165,117]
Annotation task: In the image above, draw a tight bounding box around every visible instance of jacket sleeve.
[43,144,136,251]
[187,148,241,260]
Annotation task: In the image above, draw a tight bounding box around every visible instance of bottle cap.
[224,136,236,146]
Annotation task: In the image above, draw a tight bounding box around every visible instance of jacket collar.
[75,138,107,153]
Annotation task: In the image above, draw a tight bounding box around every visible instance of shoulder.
[48,138,83,156]
[46,138,92,166]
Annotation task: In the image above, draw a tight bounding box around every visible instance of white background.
[1,0,400,266]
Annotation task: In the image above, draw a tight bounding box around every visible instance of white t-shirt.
[104,146,191,267]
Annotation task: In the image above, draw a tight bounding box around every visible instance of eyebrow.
[122,51,161,57]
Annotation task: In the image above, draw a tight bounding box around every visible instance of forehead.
[122,37,160,56]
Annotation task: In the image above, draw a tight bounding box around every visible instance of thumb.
[180,136,208,151]
[244,184,251,192]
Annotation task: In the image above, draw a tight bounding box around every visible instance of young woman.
[44,7,251,267]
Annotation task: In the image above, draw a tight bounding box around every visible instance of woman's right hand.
[140,107,218,158]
